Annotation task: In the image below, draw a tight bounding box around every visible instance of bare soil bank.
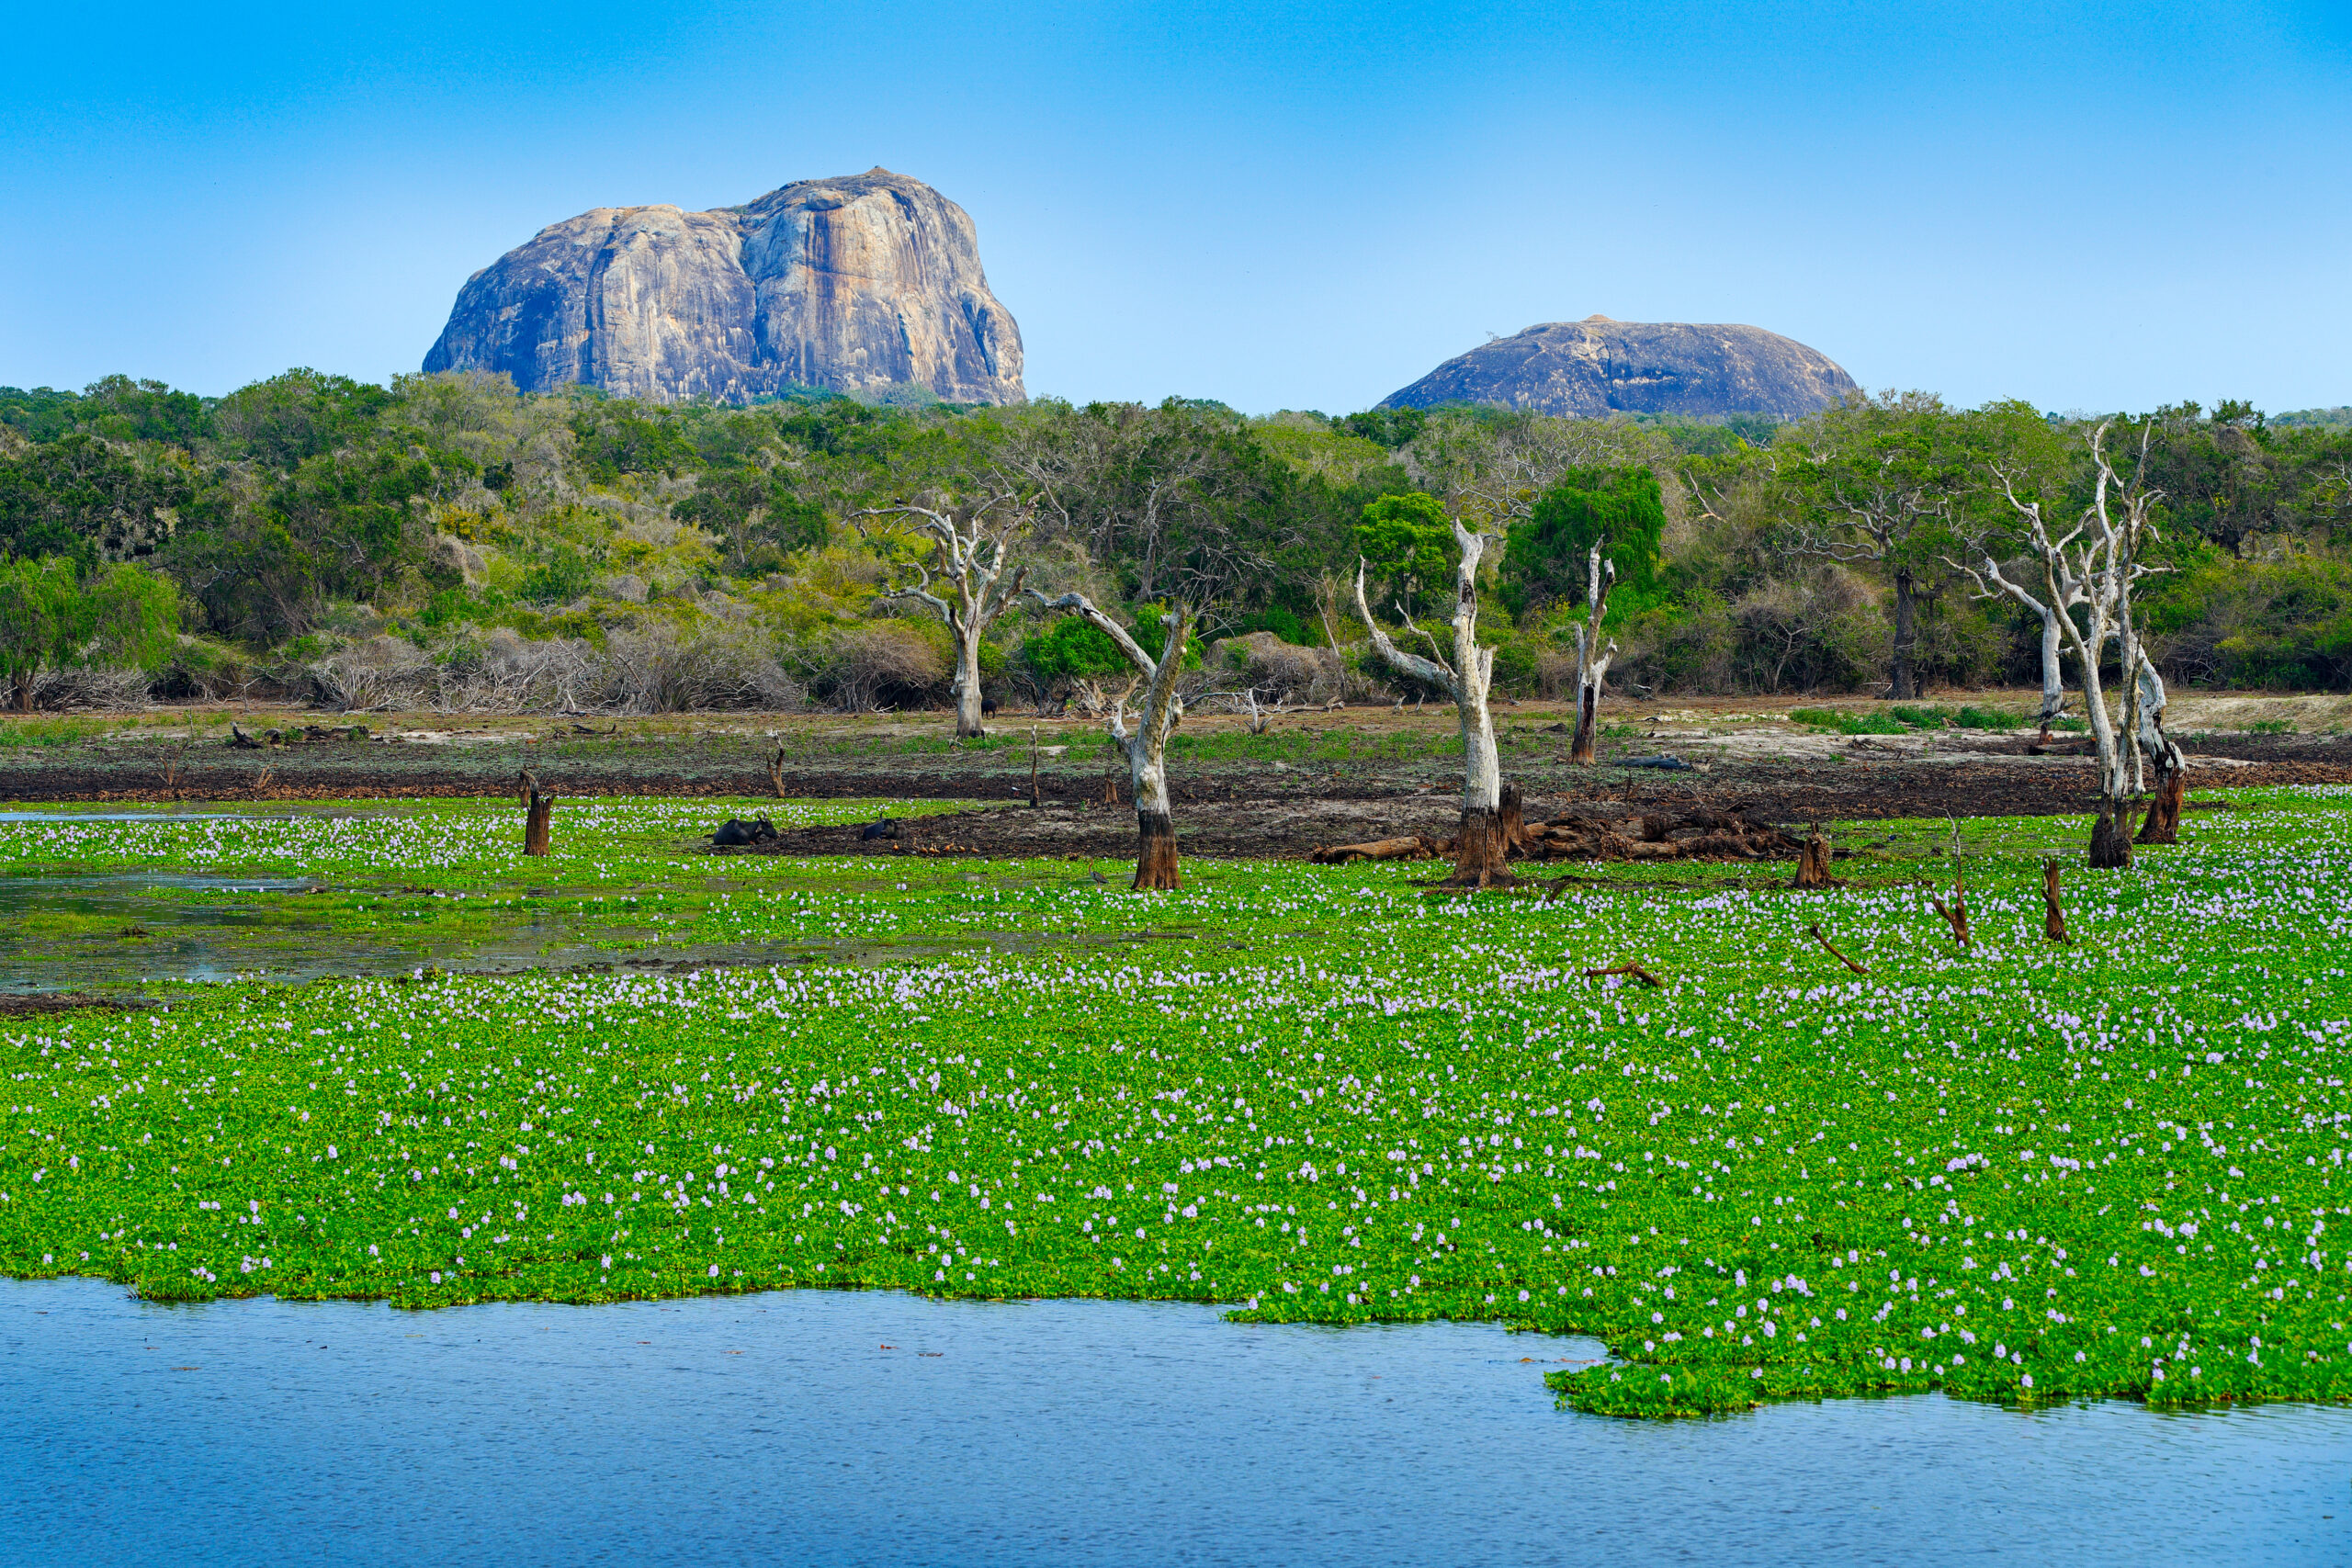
[4,695,2345,859]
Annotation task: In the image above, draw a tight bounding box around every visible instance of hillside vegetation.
[1,372,2347,715]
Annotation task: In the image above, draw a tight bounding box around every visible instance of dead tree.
[2072,424,2165,866]
[765,745,786,799]
[1567,538,1617,766]
[2133,649,2186,844]
[1951,474,2091,739]
[854,489,1031,739]
[2002,422,2165,868]
[518,771,554,856]
[1026,592,1192,888]
[2042,858,2069,943]
[1352,519,1514,887]
[1792,824,1835,889]
[1498,783,1529,857]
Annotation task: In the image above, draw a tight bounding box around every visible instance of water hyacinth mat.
[2,787,2350,1418]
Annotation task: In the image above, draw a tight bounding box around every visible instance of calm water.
[2,1280,2345,1565]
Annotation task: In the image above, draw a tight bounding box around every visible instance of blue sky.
[3,1,2346,414]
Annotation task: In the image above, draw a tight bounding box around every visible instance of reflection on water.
[0,1279,2343,1566]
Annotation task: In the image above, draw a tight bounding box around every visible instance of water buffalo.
[712,817,778,847]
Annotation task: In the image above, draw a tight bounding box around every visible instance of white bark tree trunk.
[859,493,1030,740]
[1568,539,1617,766]
[1353,520,1512,884]
[2037,606,2064,732]
[1026,590,1190,888]
[953,620,986,738]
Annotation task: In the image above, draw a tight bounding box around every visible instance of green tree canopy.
[1352,491,1453,620]
[673,466,829,570]
[1021,615,1130,685]
[0,558,178,709]
[1499,465,1666,619]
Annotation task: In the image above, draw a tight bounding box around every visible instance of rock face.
[424,169,1023,405]
[1380,316,1856,420]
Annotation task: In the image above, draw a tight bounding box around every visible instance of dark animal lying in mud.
[711,817,779,846]
[860,818,900,842]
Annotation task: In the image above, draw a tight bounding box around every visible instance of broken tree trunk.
[2138,755,2183,845]
[1499,783,1528,859]
[2042,858,2068,942]
[1792,825,1834,889]
[766,746,786,799]
[1568,539,1616,766]
[2134,653,2184,844]
[1029,725,1042,809]
[523,786,554,856]
[2089,800,2133,870]
[1026,589,1191,890]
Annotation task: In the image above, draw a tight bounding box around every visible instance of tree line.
[1,368,2347,722]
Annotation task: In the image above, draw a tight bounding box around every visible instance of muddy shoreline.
[3,721,2346,860]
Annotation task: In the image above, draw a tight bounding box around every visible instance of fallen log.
[1583,963,1663,987]
[1309,836,1441,864]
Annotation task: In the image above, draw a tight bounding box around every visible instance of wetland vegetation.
[1,785,2348,1419]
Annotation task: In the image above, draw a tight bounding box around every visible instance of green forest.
[1,368,2347,714]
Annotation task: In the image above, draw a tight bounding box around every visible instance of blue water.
[2,1278,2345,1566]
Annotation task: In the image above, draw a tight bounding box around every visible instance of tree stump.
[766,745,786,799]
[2136,756,2183,845]
[1498,783,1528,858]
[2042,858,2068,942]
[1440,805,1516,889]
[2088,802,2133,869]
[520,772,554,857]
[1792,825,1834,889]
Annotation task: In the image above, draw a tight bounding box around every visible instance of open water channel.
[3,1278,2346,1565]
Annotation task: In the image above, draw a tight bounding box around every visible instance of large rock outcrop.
[424,169,1023,405]
[1381,316,1856,420]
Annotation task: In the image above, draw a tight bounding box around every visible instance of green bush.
[520,544,594,605]
[1889,703,2027,730]
[1790,707,1905,735]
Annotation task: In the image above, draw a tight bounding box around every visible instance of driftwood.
[1519,802,1794,864]
[1583,963,1662,987]
[1309,836,1442,865]
[1806,922,1870,976]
